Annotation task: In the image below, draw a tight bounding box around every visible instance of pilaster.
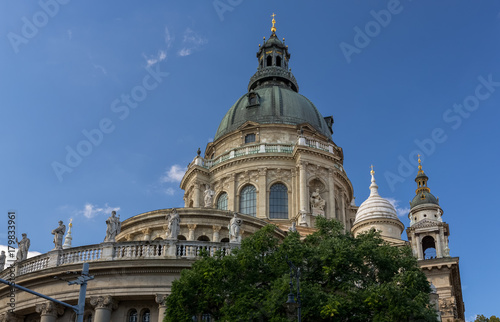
[212,225,221,242]
[155,294,168,322]
[257,168,267,219]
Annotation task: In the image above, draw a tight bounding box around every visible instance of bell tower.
[406,157,465,322]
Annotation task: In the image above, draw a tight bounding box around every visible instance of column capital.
[155,293,169,307]
[212,225,222,232]
[90,295,118,311]
[0,312,24,322]
[35,301,64,317]
[187,224,197,230]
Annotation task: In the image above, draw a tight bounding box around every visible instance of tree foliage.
[474,315,500,322]
[165,217,437,321]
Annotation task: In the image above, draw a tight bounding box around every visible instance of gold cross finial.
[271,13,277,33]
[417,154,423,172]
[370,164,374,175]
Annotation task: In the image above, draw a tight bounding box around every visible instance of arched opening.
[153,237,163,241]
[266,55,272,67]
[276,56,282,67]
[177,235,187,240]
[269,183,288,219]
[85,314,92,322]
[197,235,210,242]
[220,237,229,243]
[217,192,228,210]
[422,235,437,259]
[128,309,138,322]
[240,185,257,216]
[141,309,151,322]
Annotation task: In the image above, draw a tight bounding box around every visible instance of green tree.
[474,315,500,322]
[165,217,437,321]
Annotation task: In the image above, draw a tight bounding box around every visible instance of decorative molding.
[90,296,118,311]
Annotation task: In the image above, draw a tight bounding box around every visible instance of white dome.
[353,172,399,226]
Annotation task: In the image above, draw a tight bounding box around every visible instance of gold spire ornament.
[271,13,277,33]
[370,164,375,175]
[417,154,424,175]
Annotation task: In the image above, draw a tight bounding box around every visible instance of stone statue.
[51,220,66,250]
[104,211,121,242]
[0,251,5,271]
[204,184,215,208]
[289,221,297,232]
[298,211,308,227]
[228,213,242,243]
[310,188,326,213]
[166,208,180,239]
[16,233,30,262]
[436,209,443,222]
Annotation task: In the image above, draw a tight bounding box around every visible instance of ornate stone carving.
[35,301,64,317]
[104,211,121,242]
[15,233,30,262]
[51,220,66,250]
[212,225,222,232]
[204,184,215,208]
[0,312,24,322]
[228,213,242,243]
[310,188,326,215]
[165,209,180,240]
[90,296,118,310]
[155,293,168,307]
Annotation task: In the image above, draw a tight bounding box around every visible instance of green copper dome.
[410,158,439,208]
[214,85,332,140]
[214,28,333,141]
[410,190,439,208]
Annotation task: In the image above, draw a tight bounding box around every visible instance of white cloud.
[164,187,176,196]
[93,64,107,75]
[177,28,207,57]
[164,27,173,48]
[144,50,167,67]
[177,48,192,57]
[78,203,120,219]
[160,165,186,183]
[386,198,410,218]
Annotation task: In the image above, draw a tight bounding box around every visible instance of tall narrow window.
[245,133,256,143]
[269,183,288,219]
[240,185,257,216]
[141,309,150,322]
[266,55,272,67]
[276,56,282,67]
[217,192,228,210]
[128,309,138,322]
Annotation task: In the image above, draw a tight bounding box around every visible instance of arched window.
[240,185,257,216]
[128,309,138,322]
[422,236,437,259]
[269,183,288,219]
[220,237,229,243]
[276,56,282,67]
[217,192,228,210]
[197,235,210,241]
[177,235,187,240]
[141,309,150,322]
[266,55,272,67]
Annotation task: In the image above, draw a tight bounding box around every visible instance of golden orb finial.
[69,218,73,228]
[370,164,375,175]
[271,13,277,33]
[417,154,423,173]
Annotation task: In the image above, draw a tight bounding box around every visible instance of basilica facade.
[0,20,464,322]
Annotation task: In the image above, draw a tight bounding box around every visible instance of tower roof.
[410,157,439,208]
[214,15,333,141]
[354,166,400,225]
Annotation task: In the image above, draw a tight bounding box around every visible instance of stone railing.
[1,240,237,278]
[200,143,294,169]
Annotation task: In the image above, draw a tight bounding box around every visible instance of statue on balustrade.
[16,233,30,262]
[51,220,66,250]
[0,251,5,271]
[204,184,215,208]
[310,188,326,215]
[104,211,121,242]
[166,208,180,239]
[229,213,242,243]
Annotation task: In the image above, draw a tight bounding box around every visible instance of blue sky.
[1,1,499,320]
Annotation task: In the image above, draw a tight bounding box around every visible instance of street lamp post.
[286,258,301,322]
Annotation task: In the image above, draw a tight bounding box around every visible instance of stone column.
[435,231,443,258]
[291,168,297,217]
[212,225,221,242]
[35,301,64,322]
[298,162,308,212]
[416,235,424,260]
[327,169,336,220]
[142,228,151,241]
[340,190,346,230]
[193,182,201,207]
[90,296,117,322]
[228,173,236,211]
[187,224,197,241]
[257,168,267,219]
[155,294,168,322]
